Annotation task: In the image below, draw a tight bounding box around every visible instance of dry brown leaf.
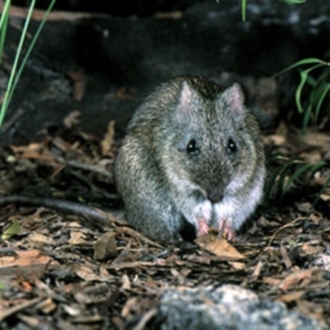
[308,213,322,224]
[121,297,139,318]
[100,265,111,278]
[10,143,43,154]
[51,136,69,152]
[63,110,81,128]
[116,87,135,100]
[73,264,112,282]
[16,314,40,327]
[64,305,83,317]
[278,269,314,291]
[100,120,115,156]
[195,234,245,260]
[296,202,312,213]
[302,131,330,150]
[145,276,158,288]
[93,231,118,261]
[116,225,163,248]
[228,261,246,270]
[184,254,212,264]
[28,232,56,245]
[21,281,33,291]
[9,142,55,162]
[280,244,292,269]
[0,250,57,268]
[170,268,186,284]
[121,274,131,290]
[258,216,281,228]
[320,193,330,202]
[263,134,286,146]
[251,260,263,277]
[277,291,304,303]
[301,243,323,255]
[107,260,167,271]
[37,298,57,314]
[0,298,41,323]
[181,268,192,277]
[133,308,158,330]
[299,151,322,163]
[263,276,283,286]
[67,70,86,102]
[69,231,86,245]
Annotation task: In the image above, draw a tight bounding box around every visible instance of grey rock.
[158,285,328,330]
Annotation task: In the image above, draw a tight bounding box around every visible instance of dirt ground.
[0,111,330,328]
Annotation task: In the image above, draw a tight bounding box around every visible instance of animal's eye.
[186,139,199,154]
[226,138,237,154]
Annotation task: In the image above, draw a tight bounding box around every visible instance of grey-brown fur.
[114,76,266,243]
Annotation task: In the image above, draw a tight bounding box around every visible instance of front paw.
[218,219,235,241]
[197,218,210,237]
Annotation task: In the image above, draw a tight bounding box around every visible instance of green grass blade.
[0,0,11,66]
[241,0,246,21]
[282,163,315,195]
[276,162,298,199]
[301,68,330,128]
[265,161,298,198]
[296,64,324,113]
[0,0,37,129]
[302,103,313,132]
[265,167,282,198]
[308,69,330,104]
[0,0,11,31]
[274,58,326,78]
[8,0,56,105]
[280,0,306,3]
[314,83,330,123]
[0,0,56,131]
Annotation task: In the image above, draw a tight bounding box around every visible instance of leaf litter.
[0,110,330,328]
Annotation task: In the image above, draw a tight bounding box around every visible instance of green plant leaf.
[274,58,326,78]
[1,218,21,241]
[295,64,324,113]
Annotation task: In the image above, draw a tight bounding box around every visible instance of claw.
[218,219,235,241]
[197,218,209,237]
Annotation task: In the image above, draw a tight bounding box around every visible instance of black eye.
[186,139,199,154]
[226,138,237,154]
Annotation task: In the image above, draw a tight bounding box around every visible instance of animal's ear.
[217,83,247,119]
[176,80,201,122]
